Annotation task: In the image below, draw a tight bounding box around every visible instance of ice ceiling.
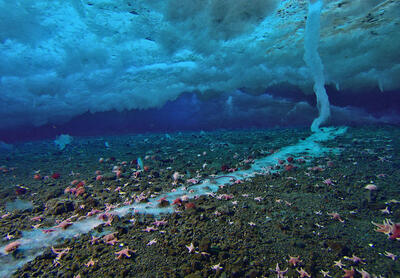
[0,0,399,129]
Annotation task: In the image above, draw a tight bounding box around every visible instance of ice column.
[304,0,330,132]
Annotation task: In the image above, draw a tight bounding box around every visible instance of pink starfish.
[4,241,21,254]
[327,212,345,223]
[372,219,400,240]
[296,267,311,277]
[31,216,43,222]
[342,267,355,278]
[142,226,157,232]
[115,248,136,259]
[270,263,288,278]
[344,254,365,264]
[42,229,57,234]
[152,220,168,227]
[87,209,102,217]
[104,214,114,226]
[186,178,199,184]
[105,203,117,212]
[217,194,234,200]
[54,220,73,230]
[288,255,302,267]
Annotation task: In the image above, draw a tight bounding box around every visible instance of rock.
[246,269,259,278]
[45,199,75,215]
[199,238,210,252]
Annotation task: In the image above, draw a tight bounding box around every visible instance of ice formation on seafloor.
[0,126,347,276]
[54,134,73,150]
[0,0,399,128]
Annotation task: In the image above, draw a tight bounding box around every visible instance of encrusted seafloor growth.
[0,127,347,276]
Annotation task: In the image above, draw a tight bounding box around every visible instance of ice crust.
[0,0,398,128]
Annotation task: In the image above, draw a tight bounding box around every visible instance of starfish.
[42,229,57,234]
[380,207,391,214]
[211,263,223,271]
[327,212,345,223]
[342,267,355,278]
[372,219,392,234]
[54,220,73,230]
[31,216,43,222]
[270,263,288,278]
[152,220,168,227]
[142,226,157,232]
[344,254,365,264]
[186,242,195,253]
[288,255,302,267]
[320,270,331,277]
[85,259,96,267]
[51,246,71,261]
[115,248,136,259]
[104,215,114,226]
[384,251,397,260]
[4,241,21,254]
[333,259,345,269]
[356,268,371,278]
[296,267,311,277]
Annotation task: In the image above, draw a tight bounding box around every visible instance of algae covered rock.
[45,199,75,215]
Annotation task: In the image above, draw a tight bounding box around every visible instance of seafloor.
[1,125,399,277]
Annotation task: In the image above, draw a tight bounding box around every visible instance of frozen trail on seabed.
[0,127,347,277]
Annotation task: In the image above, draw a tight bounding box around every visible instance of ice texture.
[0,0,398,128]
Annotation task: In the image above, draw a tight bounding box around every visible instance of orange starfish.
[115,248,136,259]
[372,219,393,234]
